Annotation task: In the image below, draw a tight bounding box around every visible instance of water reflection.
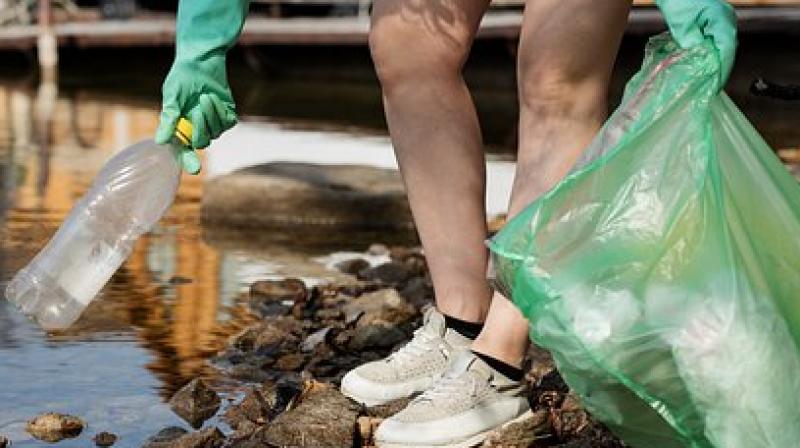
[0,77,383,446]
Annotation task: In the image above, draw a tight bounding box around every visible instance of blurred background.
[0,1,798,446]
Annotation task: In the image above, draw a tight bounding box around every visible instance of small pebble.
[93,431,118,447]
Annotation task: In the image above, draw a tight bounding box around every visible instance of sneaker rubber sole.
[375,409,535,448]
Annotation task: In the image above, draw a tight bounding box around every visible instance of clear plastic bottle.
[5,120,191,330]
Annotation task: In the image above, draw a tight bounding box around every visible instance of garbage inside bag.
[488,34,800,448]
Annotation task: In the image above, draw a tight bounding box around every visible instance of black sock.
[443,313,484,340]
[471,350,524,382]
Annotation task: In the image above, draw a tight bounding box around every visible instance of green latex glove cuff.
[656,0,738,88]
[156,56,239,151]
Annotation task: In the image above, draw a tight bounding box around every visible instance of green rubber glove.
[155,0,250,175]
[656,0,737,88]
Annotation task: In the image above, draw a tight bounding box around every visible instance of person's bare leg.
[471,0,632,367]
[370,0,493,322]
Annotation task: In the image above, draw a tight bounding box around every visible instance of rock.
[302,327,332,352]
[142,427,224,448]
[0,435,9,447]
[169,379,222,428]
[398,276,434,309]
[367,243,390,256]
[225,363,276,383]
[557,420,626,448]
[389,248,428,276]
[93,431,118,447]
[347,324,407,351]
[334,258,371,276]
[249,278,307,317]
[224,387,272,431]
[253,383,360,447]
[223,376,304,442]
[141,427,188,448]
[274,353,307,371]
[231,318,302,354]
[25,412,84,443]
[201,163,414,230]
[215,317,305,381]
[530,370,570,412]
[481,411,549,447]
[365,397,412,419]
[306,353,364,380]
[315,308,344,321]
[342,289,417,327]
[273,375,305,414]
[336,282,382,298]
[357,262,413,285]
[172,427,225,448]
[357,416,382,447]
[552,393,591,440]
[226,439,266,448]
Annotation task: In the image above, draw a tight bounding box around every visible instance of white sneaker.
[340,307,472,406]
[375,351,531,448]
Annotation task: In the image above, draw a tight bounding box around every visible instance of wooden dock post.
[37,0,58,79]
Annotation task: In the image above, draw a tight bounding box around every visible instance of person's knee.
[369,20,465,94]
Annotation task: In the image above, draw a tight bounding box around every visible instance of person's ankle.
[443,313,484,340]
[471,350,524,382]
[436,301,490,325]
[469,338,525,369]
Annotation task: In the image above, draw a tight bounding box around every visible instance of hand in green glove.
[656,0,737,88]
[155,0,250,175]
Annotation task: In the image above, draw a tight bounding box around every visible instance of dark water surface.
[0,34,798,446]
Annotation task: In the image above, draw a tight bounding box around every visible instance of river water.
[0,35,798,446]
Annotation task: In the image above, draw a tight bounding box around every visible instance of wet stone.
[93,431,118,447]
[367,243,390,256]
[334,258,370,276]
[357,262,413,285]
[249,278,308,317]
[398,276,434,309]
[224,387,273,431]
[168,379,222,428]
[274,353,307,371]
[141,426,188,448]
[252,384,361,448]
[25,412,84,443]
[347,324,407,351]
[365,397,412,419]
[342,288,417,327]
[481,411,549,447]
[225,362,277,383]
[171,427,225,448]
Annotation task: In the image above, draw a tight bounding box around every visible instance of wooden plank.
[0,6,798,50]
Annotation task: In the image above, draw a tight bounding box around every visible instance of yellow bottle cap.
[174,118,193,147]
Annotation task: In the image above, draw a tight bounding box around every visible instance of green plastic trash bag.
[488,34,800,448]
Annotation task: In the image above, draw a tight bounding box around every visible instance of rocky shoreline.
[7,244,625,448]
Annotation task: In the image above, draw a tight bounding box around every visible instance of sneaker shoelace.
[414,371,482,404]
[386,325,445,365]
